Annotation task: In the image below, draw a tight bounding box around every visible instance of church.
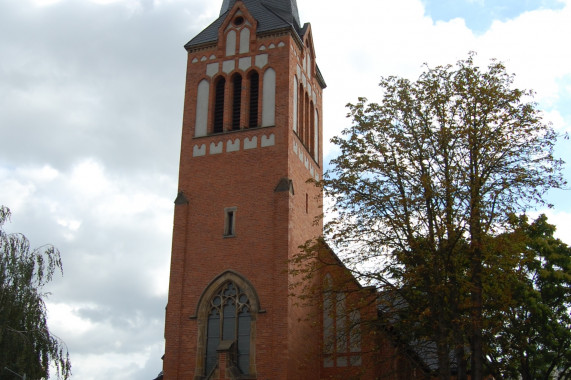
[161,1,432,378]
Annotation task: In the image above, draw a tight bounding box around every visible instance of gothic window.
[298,84,304,142]
[248,71,259,128]
[294,79,319,163]
[323,275,334,368]
[304,92,310,148]
[293,76,298,133]
[309,100,315,157]
[314,109,319,164]
[205,281,252,376]
[323,274,362,368]
[194,272,259,379]
[213,77,226,133]
[232,74,242,130]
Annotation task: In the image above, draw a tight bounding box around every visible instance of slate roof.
[377,291,459,374]
[185,0,305,50]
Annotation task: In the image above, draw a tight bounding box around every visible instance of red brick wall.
[163,4,325,378]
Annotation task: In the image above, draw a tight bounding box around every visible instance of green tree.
[312,54,565,379]
[0,206,71,379]
[486,215,571,380]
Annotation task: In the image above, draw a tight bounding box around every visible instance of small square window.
[224,207,237,237]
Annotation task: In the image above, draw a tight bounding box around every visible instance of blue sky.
[0,0,570,379]
[424,0,566,32]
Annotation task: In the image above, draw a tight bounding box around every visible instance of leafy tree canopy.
[309,53,566,379]
[0,206,71,379]
[486,214,571,380]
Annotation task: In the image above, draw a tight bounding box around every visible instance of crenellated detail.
[192,133,276,157]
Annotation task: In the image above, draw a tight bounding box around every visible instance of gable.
[185,0,305,50]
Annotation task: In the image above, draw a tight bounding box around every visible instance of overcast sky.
[0,0,570,379]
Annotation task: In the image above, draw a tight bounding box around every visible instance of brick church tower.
[163,1,327,378]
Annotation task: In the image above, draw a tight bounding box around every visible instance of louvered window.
[248,72,259,128]
[232,74,242,130]
[213,78,226,133]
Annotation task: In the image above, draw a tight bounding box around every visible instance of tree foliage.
[314,54,566,379]
[0,206,71,379]
[486,215,571,380]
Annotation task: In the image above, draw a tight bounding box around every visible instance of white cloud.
[528,209,571,245]
[32,0,64,6]
[47,302,97,336]
[306,0,571,157]
[0,177,36,214]
[304,0,479,155]
[1,1,570,379]
[543,108,568,131]
[69,159,111,198]
[476,5,571,104]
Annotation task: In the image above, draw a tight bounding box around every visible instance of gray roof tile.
[185,0,304,50]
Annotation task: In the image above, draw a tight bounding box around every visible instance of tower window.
[205,281,251,375]
[248,71,259,128]
[232,74,242,130]
[194,272,259,378]
[213,77,226,134]
[233,16,244,26]
[224,207,237,237]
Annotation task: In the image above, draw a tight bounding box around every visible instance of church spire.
[189,0,304,50]
[219,0,232,16]
[219,0,301,28]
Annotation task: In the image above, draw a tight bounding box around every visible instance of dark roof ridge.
[185,0,302,50]
[259,1,303,38]
[261,0,301,28]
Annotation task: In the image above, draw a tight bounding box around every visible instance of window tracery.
[205,281,251,375]
[323,275,362,368]
[194,271,259,379]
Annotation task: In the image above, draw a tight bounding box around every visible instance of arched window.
[231,74,242,130]
[205,281,251,375]
[322,274,362,368]
[323,275,335,368]
[194,271,260,378]
[298,84,305,142]
[213,77,226,134]
[314,109,319,163]
[293,76,298,133]
[309,100,315,157]
[248,71,259,128]
[304,92,310,147]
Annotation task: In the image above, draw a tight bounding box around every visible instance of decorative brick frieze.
[191,133,275,157]
[293,138,320,181]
